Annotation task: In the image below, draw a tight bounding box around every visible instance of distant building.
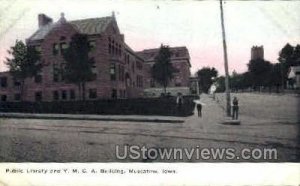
[251,45,264,60]
[0,13,192,102]
[287,66,300,89]
[137,47,191,97]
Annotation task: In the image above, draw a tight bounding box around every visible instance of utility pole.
[219,0,231,117]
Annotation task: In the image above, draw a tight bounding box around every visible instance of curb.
[0,113,184,123]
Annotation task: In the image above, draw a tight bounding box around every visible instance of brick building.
[0,13,191,102]
[137,47,191,96]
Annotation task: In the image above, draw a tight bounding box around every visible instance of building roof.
[28,16,113,41]
[70,17,113,35]
[136,46,190,66]
[124,43,144,61]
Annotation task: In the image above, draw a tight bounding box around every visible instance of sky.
[0,0,299,75]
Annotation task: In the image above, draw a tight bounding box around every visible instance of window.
[110,63,116,81]
[0,77,7,88]
[60,63,66,81]
[111,89,117,99]
[136,61,143,70]
[70,89,75,100]
[89,40,96,51]
[35,45,42,52]
[137,75,143,88]
[150,79,155,87]
[13,78,21,87]
[53,64,59,82]
[175,77,182,87]
[118,64,121,81]
[14,94,21,101]
[119,44,122,56]
[119,90,123,98]
[1,95,7,102]
[132,60,135,73]
[108,37,112,54]
[60,42,68,54]
[35,91,42,102]
[112,40,115,55]
[53,91,59,101]
[120,66,124,81]
[89,89,97,99]
[53,43,59,55]
[35,74,42,83]
[61,90,67,100]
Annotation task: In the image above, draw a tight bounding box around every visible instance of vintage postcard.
[0,0,299,185]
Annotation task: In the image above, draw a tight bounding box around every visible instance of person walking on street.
[232,96,239,120]
[196,103,202,117]
[176,93,183,113]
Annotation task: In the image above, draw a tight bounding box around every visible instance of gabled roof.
[136,46,190,65]
[70,17,113,35]
[28,16,113,41]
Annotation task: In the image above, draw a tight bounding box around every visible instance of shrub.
[0,97,195,117]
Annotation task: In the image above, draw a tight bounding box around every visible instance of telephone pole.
[219,0,231,117]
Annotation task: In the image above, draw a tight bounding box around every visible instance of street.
[0,93,299,162]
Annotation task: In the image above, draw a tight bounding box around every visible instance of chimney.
[38,14,53,28]
[120,34,124,42]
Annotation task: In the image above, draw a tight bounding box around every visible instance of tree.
[215,76,225,92]
[277,43,300,89]
[63,34,95,100]
[196,67,218,93]
[267,63,282,92]
[151,45,177,94]
[5,40,42,101]
[230,71,252,91]
[247,58,272,90]
[292,44,300,66]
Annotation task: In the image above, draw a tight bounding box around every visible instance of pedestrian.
[232,96,239,120]
[176,93,183,112]
[196,103,202,117]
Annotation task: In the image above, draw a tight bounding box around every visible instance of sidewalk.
[184,93,299,150]
[0,112,185,123]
